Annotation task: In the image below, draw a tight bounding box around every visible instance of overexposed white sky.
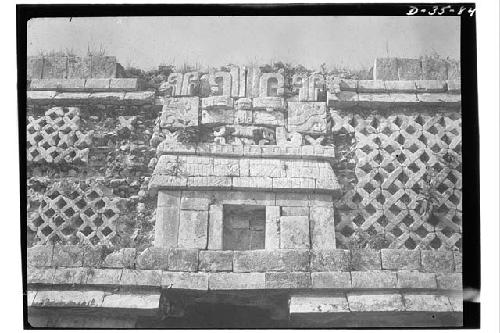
[27,16,460,71]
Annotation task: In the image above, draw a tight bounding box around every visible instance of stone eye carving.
[308,73,326,101]
[292,73,309,101]
[209,71,232,96]
[181,72,199,96]
[160,72,184,96]
[259,73,284,97]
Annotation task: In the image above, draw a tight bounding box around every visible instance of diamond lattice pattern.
[27,181,120,246]
[331,112,462,251]
[27,107,92,164]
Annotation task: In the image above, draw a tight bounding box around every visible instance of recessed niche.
[223,204,266,251]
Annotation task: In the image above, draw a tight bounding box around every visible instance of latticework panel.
[27,107,92,163]
[331,111,462,251]
[27,180,121,246]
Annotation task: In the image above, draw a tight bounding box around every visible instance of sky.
[27,16,460,71]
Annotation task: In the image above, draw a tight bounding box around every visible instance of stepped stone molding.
[150,155,340,193]
[29,78,143,92]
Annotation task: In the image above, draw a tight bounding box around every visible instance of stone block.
[232,177,272,189]
[178,210,208,249]
[384,80,417,92]
[162,272,208,290]
[208,205,223,250]
[208,272,265,290]
[416,93,461,105]
[27,267,55,284]
[123,91,155,105]
[234,110,253,124]
[351,271,397,288]
[233,249,310,272]
[84,78,111,91]
[421,57,448,80]
[265,272,311,289]
[290,295,349,313]
[101,293,160,310]
[390,93,419,104]
[397,58,422,80]
[447,80,461,94]
[403,294,453,312]
[253,110,285,126]
[309,206,336,249]
[397,271,437,289]
[236,98,252,110]
[82,246,105,268]
[167,248,199,272]
[357,93,392,108]
[53,92,91,104]
[201,109,234,126]
[102,248,136,268]
[214,191,275,206]
[453,252,462,272]
[281,206,309,216]
[357,80,386,93]
[187,177,232,189]
[154,205,180,248]
[157,190,181,207]
[436,273,462,290]
[121,269,162,287]
[109,78,140,91]
[327,90,358,108]
[52,267,89,285]
[90,56,116,78]
[86,268,122,285]
[27,245,53,267]
[159,97,199,128]
[136,247,169,270]
[373,58,398,80]
[198,251,233,272]
[311,249,350,271]
[33,290,105,308]
[88,92,125,104]
[415,80,447,92]
[27,90,57,104]
[27,291,37,306]
[280,216,310,249]
[42,56,68,79]
[67,56,91,79]
[350,250,381,270]
[201,96,234,109]
[311,272,351,288]
[288,102,328,134]
[213,158,240,177]
[381,249,420,270]
[309,193,335,207]
[338,79,357,91]
[180,195,210,211]
[276,193,309,207]
[448,295,463,312]
[421,251,454,272]
[27,56,44,79]
[52,245,84,267]
[30,78,86,91]
[272,178,315,191]
[252,97,285,109]
[447,60,461,80]
[265,206,281,250]
[347,293,404,312]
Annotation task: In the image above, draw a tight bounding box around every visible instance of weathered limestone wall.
[27,55,121,79]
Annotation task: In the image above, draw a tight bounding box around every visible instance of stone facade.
[26,57,463,327]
